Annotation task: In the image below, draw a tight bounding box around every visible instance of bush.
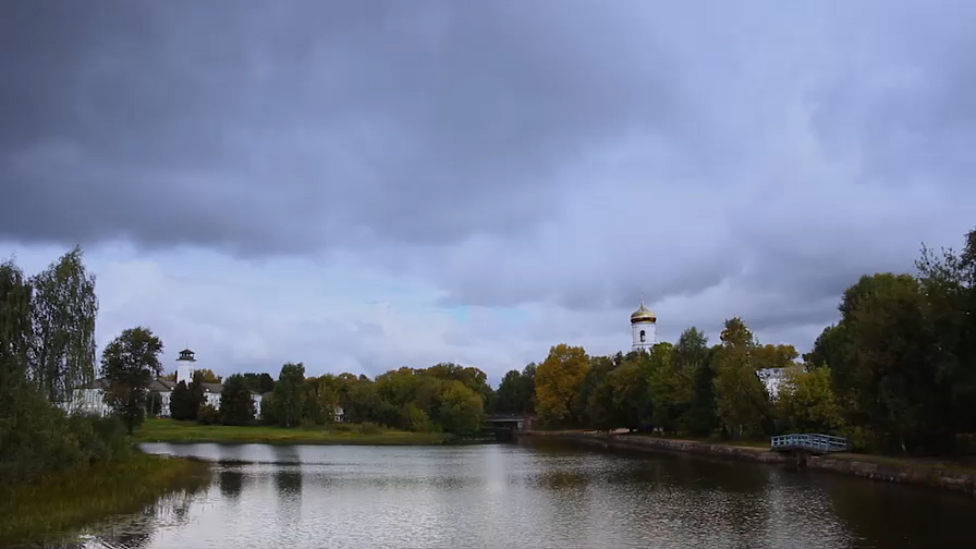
[357,422,381,435]
[196,404,220,425]
[331,422,354,432]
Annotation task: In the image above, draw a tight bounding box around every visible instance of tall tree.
[169,381,192,420]
[713,318,770,439]
[776,366,843,433]
[841,273,950,452]
[916,228,976,435]
[437,380,485,435]
[494,364,536,415]
[220,374,255,426]
[100,327,164,434]
[536,344,589,427]
[242,372,275,393]
[272,362,306,428]
[29,247,98,403]
[0,260,33,413]
[189,370,206,419]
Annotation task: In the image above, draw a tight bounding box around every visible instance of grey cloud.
[4,0,976,350]
[1,1,686,254]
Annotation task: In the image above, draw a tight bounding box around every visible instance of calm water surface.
[53,440,976,549]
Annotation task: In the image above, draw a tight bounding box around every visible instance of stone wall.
[520,430,976,495]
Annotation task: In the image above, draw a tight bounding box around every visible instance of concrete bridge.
[479,414,535,440]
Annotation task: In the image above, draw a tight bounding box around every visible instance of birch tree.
[29,246,97,403]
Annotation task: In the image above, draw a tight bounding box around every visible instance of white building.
[64,348,264,419]
[631,298,657,352]
[757,368,786,399]
[62,378,112,417]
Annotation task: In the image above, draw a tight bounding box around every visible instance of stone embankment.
[520,430,976,495]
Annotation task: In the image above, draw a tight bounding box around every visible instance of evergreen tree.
[220,374,255,426]
[188,370,205,420]
[170,381,192,420]
[272,362,305,428]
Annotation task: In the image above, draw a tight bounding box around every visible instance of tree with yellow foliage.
[536,343,589,427]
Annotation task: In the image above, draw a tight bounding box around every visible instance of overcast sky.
[2,1,974,384]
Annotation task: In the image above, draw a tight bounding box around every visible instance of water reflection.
[40,486,206,549]
[218,469,245,500]
[42,441,976,549]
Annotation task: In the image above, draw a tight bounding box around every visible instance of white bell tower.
[176,348,196,385]
[630,296,657,352]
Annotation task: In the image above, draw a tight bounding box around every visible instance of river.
[52,440,976,549]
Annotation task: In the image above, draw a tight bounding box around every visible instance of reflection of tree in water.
[219,469,245,500]
[535,470,590,490]
[45,482,210,549]
[275,467,303,497]
[823,475,976,548]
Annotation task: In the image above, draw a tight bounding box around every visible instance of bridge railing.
[770,433,849,453]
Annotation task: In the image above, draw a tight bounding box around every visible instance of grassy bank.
[134,418,455,445]
[0,452,210,546]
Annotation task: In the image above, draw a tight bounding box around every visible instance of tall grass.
[0,452,211,546]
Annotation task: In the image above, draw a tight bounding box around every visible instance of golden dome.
[630,303,657,323]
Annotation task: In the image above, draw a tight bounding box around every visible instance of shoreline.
[0,452,210,547]
[133,419,456,446]
[520,430,976,495]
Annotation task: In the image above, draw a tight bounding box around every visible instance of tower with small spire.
[176,348,196,385]
[630,295,657,352]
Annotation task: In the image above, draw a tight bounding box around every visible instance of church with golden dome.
[630,298,657,352]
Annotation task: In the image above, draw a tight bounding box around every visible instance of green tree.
[169,380,192,420]
[193,368,222,384]
[611,351,654,431]
[684,344,720,436]
[916,228,976,435]
[494,363,536,415]
[437,380,484,435]
[671,327,712,433]
[100,327,164,434]
[241,372,275,393]
[28,246,98,403]
[220,374,255,426]
[776,365,844,433]
[187,370,205,420]
[841,273,951,452]
[272,362,306,428]
[536,344,590,427]
[713,318,770,439]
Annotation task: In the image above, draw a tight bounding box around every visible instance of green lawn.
[134,418,454,445]
[0,452,210,546]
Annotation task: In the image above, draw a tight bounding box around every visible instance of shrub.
[196,404,220,426]
[357,422,381,435]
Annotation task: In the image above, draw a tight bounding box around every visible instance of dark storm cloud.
[1,1,685,254]
[3,0,976,341]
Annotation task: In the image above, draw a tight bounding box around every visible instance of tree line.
[507,227,976,455]
[1,248,127,492]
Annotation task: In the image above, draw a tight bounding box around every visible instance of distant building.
[757,368,786,398]
[630,297,657,352]
[64,348,264,419]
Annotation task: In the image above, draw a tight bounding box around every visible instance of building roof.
[148,379,174,392]
[630,302,657,324]
[200,382,223,394]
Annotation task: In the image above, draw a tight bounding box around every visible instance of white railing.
[770,433,849,453]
